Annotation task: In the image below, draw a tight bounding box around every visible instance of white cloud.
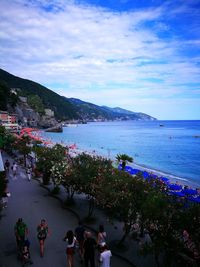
[0,0,200,119]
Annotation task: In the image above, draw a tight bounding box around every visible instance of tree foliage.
[27,95,45,114]
[11,137,199,265]
[35,144,66,184]
[14,135,32,166]
[116,153,133,170]
[0,126,17,153]
[0,82,18,110]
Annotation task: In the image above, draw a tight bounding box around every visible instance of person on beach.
[83,231,97,267]
[75,221,85,262]
[37,219,49,257]
[97,225,107,251]
[14,218,28,249]
[63,230,77,267]
[4,159,10,173]
[26,165,32,181]
[100,244,112,267]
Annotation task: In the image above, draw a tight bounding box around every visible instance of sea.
[42,120,200,188]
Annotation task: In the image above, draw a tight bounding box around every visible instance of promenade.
[0,152,155,267]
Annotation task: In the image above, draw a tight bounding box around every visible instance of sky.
[0,0,200,120]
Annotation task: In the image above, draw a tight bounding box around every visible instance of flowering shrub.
[50,161,68,187]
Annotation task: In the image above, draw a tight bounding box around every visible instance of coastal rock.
[45,124,63,132]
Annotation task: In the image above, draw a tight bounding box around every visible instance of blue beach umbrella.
[168,184,182,191]
[188,196,200,203]
[118,164,134,175]
[142,171,150,179]
[182,189,198,195]
[118,164,122,170]
[125,165,133,171]
[160,177,169,184]
[151,174,158,179]
[124,166,134,175]
[169,191,186,197]
[130,169,140,175]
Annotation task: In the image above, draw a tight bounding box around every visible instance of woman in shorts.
[37,219,49,257]
[63,230,76,267]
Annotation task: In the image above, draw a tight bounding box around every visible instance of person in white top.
[97,224,107,250]
[26,166,32,181]
[63,230,76,267]
[12,162,18,179]
[100,244,112,267]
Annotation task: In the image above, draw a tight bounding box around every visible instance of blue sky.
[0,0,200,119]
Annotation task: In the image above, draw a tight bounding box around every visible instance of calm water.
[43,121,200,187]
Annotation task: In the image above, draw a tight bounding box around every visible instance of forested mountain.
[0,69,77,120]
[0,68,156,121]
[68,98,156,121]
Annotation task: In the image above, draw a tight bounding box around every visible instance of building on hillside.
[0,111,8,124]
[0,112,17,124]
[0,111,20,132]
[45,109,54,117]
[10,88,19,95]
[8,114,17,124]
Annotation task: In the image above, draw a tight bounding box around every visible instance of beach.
[40,120,200,189]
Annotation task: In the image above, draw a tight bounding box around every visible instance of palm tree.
[116,153,133,170]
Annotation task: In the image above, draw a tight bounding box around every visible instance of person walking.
[75,221,85,262]
[12,162,18,179]
[4,159,10,174]
[63,230,76,267]
[26,165,32,181]
[100,244,112,267]
[37,219,49,257]
[97,225,107,251]
[83,231,97,267]
[14,218,28,249]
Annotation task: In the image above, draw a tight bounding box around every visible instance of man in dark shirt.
[4,159,10,173]
[83,231,97,267]
[75,221,85,261]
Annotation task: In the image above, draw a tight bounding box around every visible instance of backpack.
[37,226,48,239]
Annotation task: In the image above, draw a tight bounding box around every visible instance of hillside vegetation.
[0,68,156,121]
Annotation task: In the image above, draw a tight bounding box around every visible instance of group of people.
[4,159,32,181]
[14,218,111,267]
[64,222,112,267]
[4,159,17,178]
[14,217,49,265]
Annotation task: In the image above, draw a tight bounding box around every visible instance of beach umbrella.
[160,177,169,183]
[130,169,140,175]
[169,191,186,197]
[168,184,182,191]
[118,164,122,170]
[142,171,151,179]
[188,196,200,203]
[125,165,133,171]
[181,189,198,195]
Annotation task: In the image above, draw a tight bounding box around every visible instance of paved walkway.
[0,153,131,267]
[0,152,155,267]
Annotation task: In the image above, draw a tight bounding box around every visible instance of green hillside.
[0,69,77,120]
[0,68,156,121]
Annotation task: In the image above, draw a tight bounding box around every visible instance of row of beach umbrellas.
[118,164,200,203]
